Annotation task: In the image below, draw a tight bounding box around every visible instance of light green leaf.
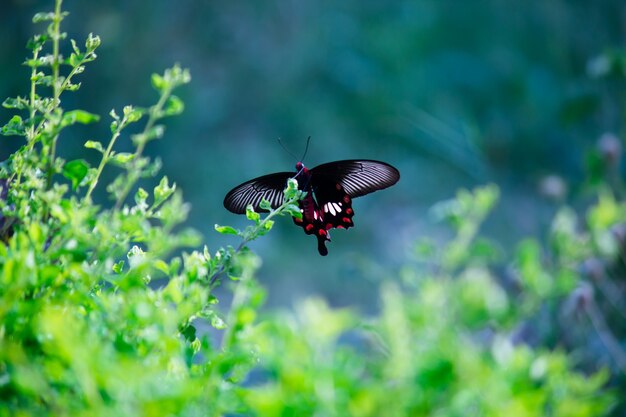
[214,224,239,235]
[84,140,104,153]
[163,95,184,116]
[154,176,176,207]
[110,152,135,166]
[246,205,260,223]
[61,110,100,127]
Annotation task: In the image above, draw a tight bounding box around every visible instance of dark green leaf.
[1,115,26,136]
[62,159,90,189]
[26,34,48,51]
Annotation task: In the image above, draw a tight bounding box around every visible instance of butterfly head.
[295,161,307,174]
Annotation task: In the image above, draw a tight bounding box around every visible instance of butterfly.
[223,159,400,255]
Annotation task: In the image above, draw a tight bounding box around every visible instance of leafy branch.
[109,66,189,209]
[209,178,304,286]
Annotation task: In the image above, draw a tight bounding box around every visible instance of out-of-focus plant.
[241,185,615,417]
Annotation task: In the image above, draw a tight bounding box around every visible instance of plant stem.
[113,86,172,210]
[84,119,126,202]
[208,197,297,287]
[46,0,63,189]
[15,47,41,187]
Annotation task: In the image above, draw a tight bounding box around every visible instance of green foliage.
[0,2,296,415]
[240,187,615,417]
[0,1,621,416]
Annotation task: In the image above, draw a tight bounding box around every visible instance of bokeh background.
[2,0,625,309]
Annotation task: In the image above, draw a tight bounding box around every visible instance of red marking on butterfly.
[224,160,400,256]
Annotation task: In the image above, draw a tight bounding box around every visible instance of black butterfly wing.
[310,160,400,198]
[223,172,293,214]
[312,180,354,230]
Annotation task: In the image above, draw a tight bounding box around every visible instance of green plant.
[239,186,615,417]
[0,1,619,416]
[0,1,301,416]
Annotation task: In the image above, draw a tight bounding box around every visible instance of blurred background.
[1,0,625,309]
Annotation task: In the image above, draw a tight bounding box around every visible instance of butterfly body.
[224,160,399,255]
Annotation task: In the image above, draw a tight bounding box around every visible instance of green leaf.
[261,220,274,233]
[1,115,26,136]
[85,33,101,51]
[246,205,260,223]
[112,260,125,274]
[151,73,165,91]
[32,12,56,23]
[61,110,100,127]
[135,188,148,210]
[284,203,302,219]
[132,125,164,146]
[181,324,197,342]
[2,97,29,110]
[70,38,80,55]
[215,224,239,236]
[259,198,272,211]
[163,95,184,116]
[154,176,176,207]
[123,105,144,123]
[209,312,226,329]
[67,52,83,67]
[26,34,48,51]
[110,153,135,166]
[62,159,90,189]
[84,140,104,153]
[284,178,300,200]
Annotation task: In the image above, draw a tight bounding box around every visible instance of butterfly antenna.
[300,136,311,162]
[277,138,299,161]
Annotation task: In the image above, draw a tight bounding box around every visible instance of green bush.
[0,1,620,416]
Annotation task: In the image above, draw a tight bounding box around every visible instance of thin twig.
[208,196,299,287]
